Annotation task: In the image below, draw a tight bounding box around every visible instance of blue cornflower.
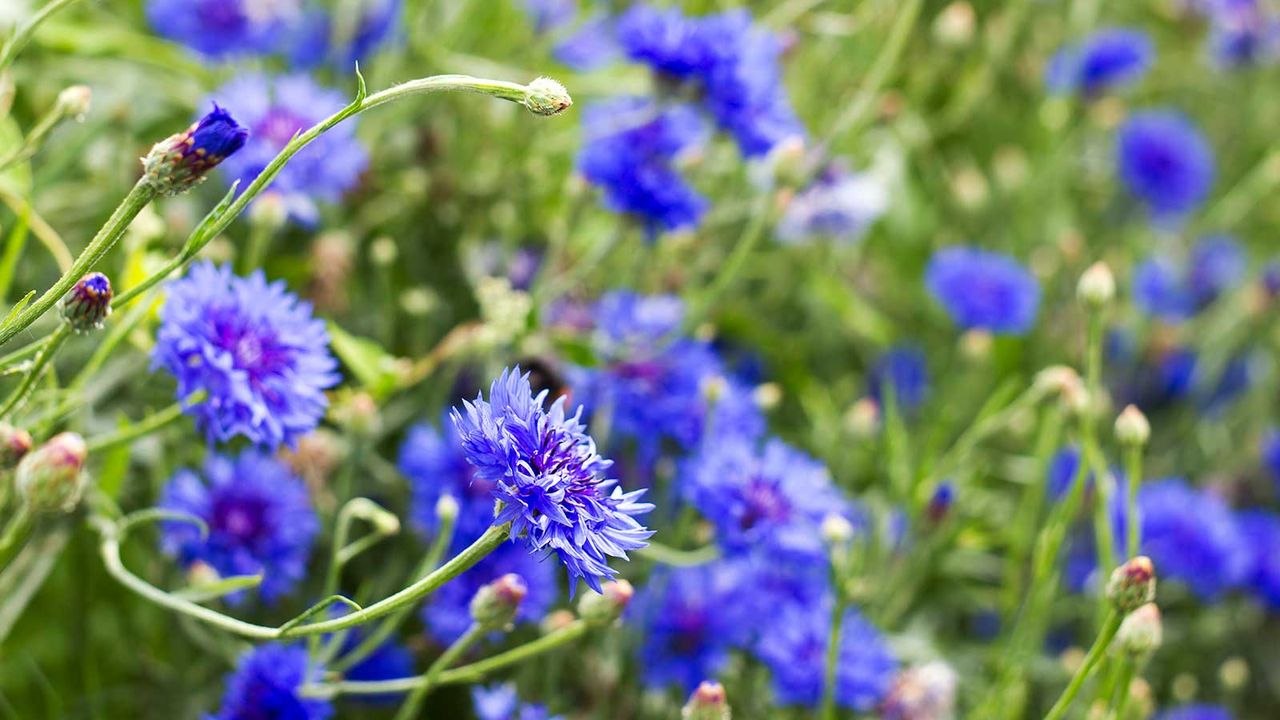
[1046,28,1154,96]
[210,644,332,720]
[867,345,930,413]
[1106,330,1198,411]
[451,367,654,593]
[1047,446,1091,501]
[616,6,804,156]
[1117,478,1248,600]
[159,449,318,603]
[633,563,751,693]
[522,0,576,34]
[152,262,339,449]
[1261,428,1280,491]
[419,541,558,644]
[336,630,413,705]
[208,73,368,224]
[777,168,890,244]
[682,437,851,562]
[146,0,296,59]
[578,97,708,236]
[1116,110,1216,219]
[925,247,1041,335]
[1134,235,1245,321]
[754,600,897,711]
[1197,353,1254,414]
[472,684,564,720]
[142,104,250,196]
[288,0,402,69]
[554,16,621,71]
[1153,705,1233,720]
[399,417,498,544]
[1208,0,1280,67]
[1235,511,1280,609]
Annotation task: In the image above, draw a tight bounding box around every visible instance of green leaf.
[328,322,403,399]
[172,573,264,603]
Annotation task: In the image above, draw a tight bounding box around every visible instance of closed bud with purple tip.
[470,573,528,631]
[60,272,112,332]
[142,104,248,196]
[578,579,634,625]
[926,482,955,523]
[0,422,32,470]
[1107,556,1157,612]
[16,432,87,513]
[682,681,731,720]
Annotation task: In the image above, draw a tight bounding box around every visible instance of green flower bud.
[1077,261,1116,310]
[16,432,87,513]
[1116,603,1162,661]
[141,105,247,196]
[577,579,634,625]
[60,272,112,332]
[470,573,527,631]
[1107,556,1157,613]
[522,77,572,117]
[0,422,33,470]
[682,681,731,720]
[1115,405,1151,447]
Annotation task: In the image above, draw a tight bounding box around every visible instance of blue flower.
[159,449,318,604]
[925,247,1041,335]
[208,73,369,224]
[1261,428,1280,491]
[1116,110,1215,219]
[1106,330,1198,411]
[777,167,889,244]
[554,16,621,71]
[210,644,332,720]
[1197,353,1253,415]
[1117,478,1248,600]
[288,0,402,69]
[633,563,751,693]
[419,541,559,644]
[867,345,930,413]
[616,6,804,156]
[472,684,564,720]
[578,97,708,236]
[1235,511,1280,609]
[1207,0,1280,67]
[146,0,294,59]
[153,262,339,449]
[1134,235,1245,321]
[336,630,413,705]
[682,437,851,562]
[1046,28,1154,96]
[1047,446,1090,501]
[1153,705,1233,720]
[451,367,654,593]
[754,600,897,711]
[522,0,576,34]
[399,417,498,545]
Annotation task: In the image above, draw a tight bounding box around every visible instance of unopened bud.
[960,329,992,360]
[470,573,528,631]
[1033,365,1085,407]
[249,191,289,232]
[142,104,248,196]
[753,382,782,410]
[821,513,855,546]
[578,579,633,625]
[330,390,381,436]
[844,398,880,437]
[1115,405,1150,447]
[16,432,88,513]
[0,422,33,469]
[927,481,955,523]
[1077,262,1116,310]
[56,85,92,119]
[933,2,975,47]
[540,608,576,634]
[523,77,572,117]
[881,661,959,720]
[1107,556,1156,612]
[1116,603,1162,661]
[187,560,222,587]
[682,681,731,720]
[436,494,460,524]
[60,272,112,332]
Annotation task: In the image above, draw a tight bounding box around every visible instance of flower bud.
[1116,603,1162,661]
[844,398,880,437]
[682,681,731,720]
[881,661,959,720]
[56,85,92,119]
[248,191,289,233]
[1077,262,1116,310]
[436,494,460,524]
[933,2,975,47]
[0,422,33,469]
[142,104,248,196]
[1106,556,1156,612]
[927,481,955,523]
[821,513,855,546]
[470,573,528,631]
[960,329,992,361]
[15,432,88,513]
[330,390,381,436]
[60,272,112,332]
[523,77,572,117]
[578,579,634,625]
[1114,405,1150,447]
[540,608,576,634]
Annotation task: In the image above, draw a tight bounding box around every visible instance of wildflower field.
[1,0,1279,718]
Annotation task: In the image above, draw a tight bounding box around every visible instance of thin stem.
[0,96,73,171]
[85,392,204,454]
[1044,611,1123,720]
[0,324,69,419]
[0,180,155,349]
[1123,445,1143,559]
[820,596,848,720]
[635,541,720,567]
[393,624,485,720]
[0,0,83,73]
[687,197,773,330]
[0,505,34,572]
[1107,661,1137,720]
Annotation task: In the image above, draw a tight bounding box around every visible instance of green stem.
[820,596,848,720]
[0,324,69,418]
[1123,445,1143,559]
[0,505,34,572]
[308,620,591,698]
[85,392,204,454]
[1044,611,1123,720]
[635,541,720,567]
[1107,661,1137,720]
[393,624,485,720]
[0,181,155,349]
[0,0,83,73]
[687,198,773,330]
[0,96,71,171]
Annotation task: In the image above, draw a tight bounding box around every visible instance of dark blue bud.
[60,272,112,332]
[142,104,249,196]
[927,481,955,523]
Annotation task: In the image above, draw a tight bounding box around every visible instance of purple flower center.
[195,3,249,33]
[256,108,309,148]
[210,310,291,387]
[739,477,791,531]
[212,497,268,544]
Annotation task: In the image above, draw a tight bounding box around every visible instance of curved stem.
[85,392,203,454]
[0,505,34,572]
[636,541,720,567]
[820,596,848,720]
[1044,611,1122,720]
[0,0,84,73]
[0,324,69,419]
[1123,445,1143,559]
[393,624,485,720]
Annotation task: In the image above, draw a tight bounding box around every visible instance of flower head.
[210,643,332,720]
[142,105,249,195]
[754,600,897,710]
[1134,235,1245,321]
[146,0,299,59]
[61,272,113,332]
[1116,110,1215,219]
[159,449,319,603]
[1207,0,1280,67]
[1235,510,1280,609]
[451,367,654,593]
[1046,28,1154,96]
[472,683,564,720]
[777,168,890,244]
[153,262,338,449]
[879,661,959,720]
[867,345,930,413]
[925,247,1041,335]
[578,97,708,236]
[1153,706,1233,720]
[400,416,498,544]
[208,73,368,224]
[288,0,402,69]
